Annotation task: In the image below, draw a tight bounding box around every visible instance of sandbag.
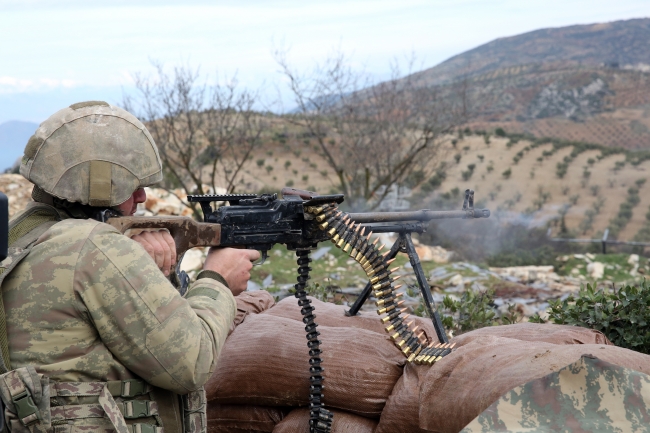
[451,322,612,347]
[230,290,276,334]
[272,408,377,433]
[264,296,439,344]
[375,362,429,433]
[206,313,405,418]
[418,336,650,432]
[207,403,288,433]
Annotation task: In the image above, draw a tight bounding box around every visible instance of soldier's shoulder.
[43,218,123,247]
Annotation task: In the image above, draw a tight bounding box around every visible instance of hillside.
[406,18,650,150]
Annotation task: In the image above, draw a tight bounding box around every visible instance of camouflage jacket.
[2,210,236,395]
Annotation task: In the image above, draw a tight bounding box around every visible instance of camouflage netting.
[208,294,650,432]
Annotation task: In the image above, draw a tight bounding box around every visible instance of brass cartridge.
[377,302,400,315]
[372,275,401,291]
[380,310,408,323]
[318,221,329,230]
[375,292,404,307]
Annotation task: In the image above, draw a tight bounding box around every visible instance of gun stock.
[106,216,221,255]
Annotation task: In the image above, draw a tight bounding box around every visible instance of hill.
[0,120,38,171]
[406,18,650,150]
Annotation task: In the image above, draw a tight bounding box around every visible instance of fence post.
[601,228,609,255]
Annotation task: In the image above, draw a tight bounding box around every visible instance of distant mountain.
[0,120,38,172]
[404,18,650,149]
[411,18,650,87]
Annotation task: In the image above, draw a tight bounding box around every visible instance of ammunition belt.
[292,249,333,433]
[306,204,456,366]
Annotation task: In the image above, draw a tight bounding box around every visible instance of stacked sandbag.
[207,293,650,433]
[272,408,377,433]
[451,322,613,347]
[375,322,615,433]
[206,313,405,417]
[418,337,650,432]
[263,296,438,343]
[207,404,288,433]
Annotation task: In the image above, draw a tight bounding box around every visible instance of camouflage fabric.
[20,101,162,207]
[1,215,237,432]
[461,355,650,432]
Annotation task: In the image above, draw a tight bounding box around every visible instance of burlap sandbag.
[229,290,276,335]
[419,336,650,432]
[207,403,288,433]
[375,362,429,433]
[264,296,439,344]
[451,322,612,347]
[272,408,377,433]
[206,313,405,417]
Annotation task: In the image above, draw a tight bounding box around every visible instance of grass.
[555,253,649,283]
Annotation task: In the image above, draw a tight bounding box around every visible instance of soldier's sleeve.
[75,223,237,394]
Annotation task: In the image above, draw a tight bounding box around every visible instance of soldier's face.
[116,188,146,216]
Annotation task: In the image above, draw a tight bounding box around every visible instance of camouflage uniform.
[461,355,650,432]
[0,102,236,433]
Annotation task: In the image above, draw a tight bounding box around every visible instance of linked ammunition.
[372,275,401,291]
[432,343,456,363]
[375,292,404,307]
[416,343,440,364]
[377,300,404,315]
[380,309,408,323]
[407,345,423,362]
[366,258,396,278]
[425,343,450,364]
[315,209,336,222]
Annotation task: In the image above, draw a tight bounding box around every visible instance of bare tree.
[123,62,267,217]
[276,50,467,210]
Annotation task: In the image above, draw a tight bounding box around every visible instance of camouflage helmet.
[20,101,163,207]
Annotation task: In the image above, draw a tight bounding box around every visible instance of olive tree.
[123,62,268,217]
[275,50,468,210]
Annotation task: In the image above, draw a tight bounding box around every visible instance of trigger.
[254,250,268,266]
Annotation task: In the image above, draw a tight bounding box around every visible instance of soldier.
[0,101,259,433]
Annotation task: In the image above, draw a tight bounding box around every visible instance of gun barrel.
[348,208,490,224]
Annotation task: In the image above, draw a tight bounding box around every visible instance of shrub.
[530,282,650,354]
[439,289,519,336]
[454,153,462,164]
[502,168,512,179]
[256,158,265,167]
[495,127,506,137]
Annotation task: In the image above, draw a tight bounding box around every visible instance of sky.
[1,0,649,125]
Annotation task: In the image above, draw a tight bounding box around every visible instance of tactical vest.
[0,203,206,433]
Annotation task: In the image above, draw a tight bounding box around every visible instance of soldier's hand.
[130,230,177,277]
[203,247,260,296]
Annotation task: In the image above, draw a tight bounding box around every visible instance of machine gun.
[107,187,489,433]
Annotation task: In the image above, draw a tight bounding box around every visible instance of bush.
[495,127,506,137]
[530,282,650,354]
[438,288,519,336]
[502,168,511,179]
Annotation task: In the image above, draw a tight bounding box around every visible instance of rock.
[415,245,454,263]
[448,274,463,286]
[628,254,639,265]
[180,248,207,273]
[586,262,605,279]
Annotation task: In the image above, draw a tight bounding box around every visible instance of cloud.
[0,77,78,94]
